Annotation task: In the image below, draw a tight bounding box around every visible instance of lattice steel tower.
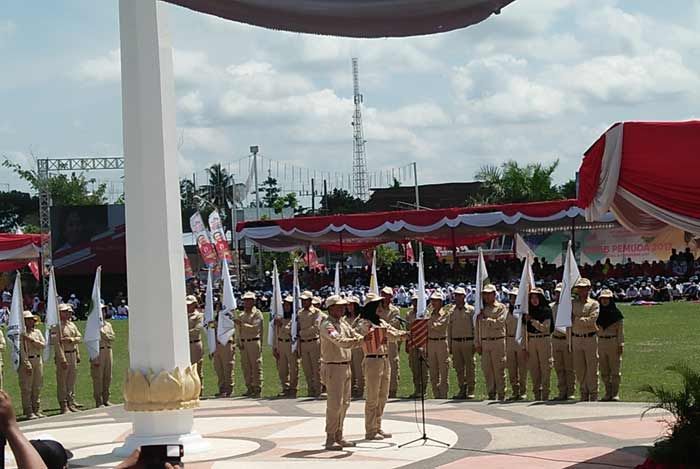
[351,58,369,200]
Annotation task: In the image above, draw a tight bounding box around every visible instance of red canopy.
[0,234,42,273]
[236,199,615,252]
[578,121,700,235]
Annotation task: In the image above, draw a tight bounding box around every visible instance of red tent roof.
[0,233,42,273]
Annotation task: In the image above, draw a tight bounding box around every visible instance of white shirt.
[626,287,639,299]
[118,305,129,315]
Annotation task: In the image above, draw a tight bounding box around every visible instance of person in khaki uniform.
[212,300,236,398]
[297,291,322,397]
[597,289,624,401]
[571,278,600,401]
[426,292,450,399]
[505,288,528,400]
[476,284,507,401]
[90,304,116,407]
[379,286,403,398]
[406,294,428,398]
[357,293,408,441]
[448,287,476,399]
[320,295,365,450]
[19,311,45,419]
[346,295,365,398]
[551,283,575,400]
[525,288,553,401]
[236,291,264,397]
[186,295,205,394]
[53,303,82,413]
[273,295,298,398]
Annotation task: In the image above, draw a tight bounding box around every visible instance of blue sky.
[1,0,699,200]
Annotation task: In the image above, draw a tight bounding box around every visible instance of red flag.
[362,327,387,354]
[408,319,429,350]
[307,245,320,270]
[405,241,415,263]
[28,261,40,281]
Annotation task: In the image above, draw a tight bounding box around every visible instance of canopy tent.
[164,0,515,38]
[236,199,616,252]
[578,121,700,235]
[0,234,41,272]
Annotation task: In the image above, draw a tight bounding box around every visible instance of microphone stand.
[399,346,449,448]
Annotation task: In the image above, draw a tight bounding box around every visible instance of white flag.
[334,261,340,295]
[218,258,236,345]
[85,266,103,361]
[7,272,25,372]
[416,250,427,319]
[473,248,490,328]
[513,255,536,346]
[554,241,581,333]
[291,259,300,352]
[204,269,216,355]
[43,267,59,361]
[515,233,536,261]
[369,250,379,296]
[268,261,284,347]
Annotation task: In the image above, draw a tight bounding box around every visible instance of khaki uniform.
[379,303,403,397]
[238,307,264,396]
[356,318,407,436]
[427,306,450,399]
[320,316,364,441]
[478,302,507,399]
[598,319,624,400]
[551,302,575,399]
[298,306,322,397]
[188,310,205,390]
[526,317,552,400]
[406,309,428,396]
[448,304,476,398]
[52,320,82,410]
[213,314,236,397]
[349,316,365,397]
[20,328,45,416]
[505,310,528,399]
[90,321,115,406]
[274,317,298,396]
[572,297,600,400]
[0,330,5,390]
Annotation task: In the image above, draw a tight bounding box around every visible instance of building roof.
[366,182,483,211]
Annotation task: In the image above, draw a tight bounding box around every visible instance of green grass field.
[2,301,699,417]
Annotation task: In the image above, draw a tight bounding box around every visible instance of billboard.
[51,205,126,274]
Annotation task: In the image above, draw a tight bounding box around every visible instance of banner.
[405,241,415,263]
[268,261,284,347]
[513,255,535,346]
[84,266,103,361]
[218,258,236,345]
[208,210,233,263]
[369,250,379,296]
[416,250,427,319]
[555,241,581,333]
[473,248,490,329]
[43,267,59,361]
[333,262,340,295]
[189,212,218,268]
[7,272,24,372]
[204,269,216,355]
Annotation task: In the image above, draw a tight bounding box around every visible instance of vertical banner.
[189,211,218,267]
[555,241,581,333]
[268,261,284,347]
[204,269,216,355]
[218,258,236,345]
[85,266,103,361]
[405,241,415,263]
[473,248,490,328]
[208,210,232,262]
[7,272,24,372]
[43,267,59,361]
[513,255,535,346]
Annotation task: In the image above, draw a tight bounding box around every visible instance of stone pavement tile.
[438,446,645,469]
[564,417,670,441]
[499,402,665,421]
[484,425,582,451]
[194,405,278,416]
[393,408,511,426]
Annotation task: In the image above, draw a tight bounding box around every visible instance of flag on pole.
[43,267,59,361]
[218,258,236,345]
[369,250,379,296]
[513,255,535,346]
[268,261,284,347]
[334,262,340,295]
[7,272,24,372]
[405,241,415,263]
[473,248,490,328]
[291,258,300,352]
[555,241,581,333]
[208,210,233,262]
[190,211,218,267]
[204,269,216,355]
[84,266,103,361]
[416,250,427,319]
[515,233,536,261]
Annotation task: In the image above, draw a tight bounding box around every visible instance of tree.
[472,160,563,205]
[2,159,107,206]
[559,179,577,199]
[320,188,366,214]
[0,190,39,231]
[376,245,400,267]
[200,164,233,211]
[259,176,281,208]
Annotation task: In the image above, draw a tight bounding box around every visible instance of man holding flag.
[215,260,237,398]
[236,292,264,398]
[571,278,600,401]
[551,283,575,400]
[476,284,508,401]
[379,286,403,398]
[53,303,82,414]
[90,303,115,407]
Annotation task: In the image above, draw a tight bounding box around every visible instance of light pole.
[250,146,263,279]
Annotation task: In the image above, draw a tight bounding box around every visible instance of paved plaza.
[9,397,670,468]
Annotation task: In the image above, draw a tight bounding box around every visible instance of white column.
[116,0,208,455]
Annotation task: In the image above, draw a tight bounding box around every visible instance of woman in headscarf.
[525,288,553,401]
[596,289,624,401]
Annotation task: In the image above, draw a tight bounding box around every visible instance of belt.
[326,361,350,365]
[241,337,260,342]
[529,334,548,338]
[365,354,387,358]
[190,339,201,344]
[481,336,505,341]
[599,335,618,339]
[277,338,292,342]
[64,350,76,354]
[451,337,474,342]
[552,335,567,340]
[28,355,40,359]
[100,346,112,350]
[300,338,319,343]
[429,337,447,341]
[573,332,596,338]
[507,335,515,338]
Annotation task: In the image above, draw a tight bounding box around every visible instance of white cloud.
[380,103,451,129]
[180,127,233,155]
[177,91,204,114]
[0,20,16,41]
[76,49,121,82]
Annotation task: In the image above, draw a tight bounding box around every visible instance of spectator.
[0,390,48,468]
[116,448,181,469]
[30,439,73,469]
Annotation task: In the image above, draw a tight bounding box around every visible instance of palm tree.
[200,164,233,210]
[179,178,196,209]
[471,159,562,205]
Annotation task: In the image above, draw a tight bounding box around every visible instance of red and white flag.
[405,241,415,263]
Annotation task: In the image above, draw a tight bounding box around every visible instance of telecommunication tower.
[351,58,369,200]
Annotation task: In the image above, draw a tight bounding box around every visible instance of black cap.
[30,439,73,469]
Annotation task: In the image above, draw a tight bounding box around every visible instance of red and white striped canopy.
[164,0,515,37]
[0,234,41,272]
[578,121,700,235]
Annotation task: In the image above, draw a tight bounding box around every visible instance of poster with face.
[208,210,232,263]
[189,212,218,267]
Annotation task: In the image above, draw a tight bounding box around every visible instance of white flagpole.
[43,267,59,361]
[8,272,25,372]
[291,258,300,353]
[204,269,216,355]
[85,266,103,361]
[218,258,236,345]
[554,241,581,333]
[334,261,340,295]
[416,250,427,319]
